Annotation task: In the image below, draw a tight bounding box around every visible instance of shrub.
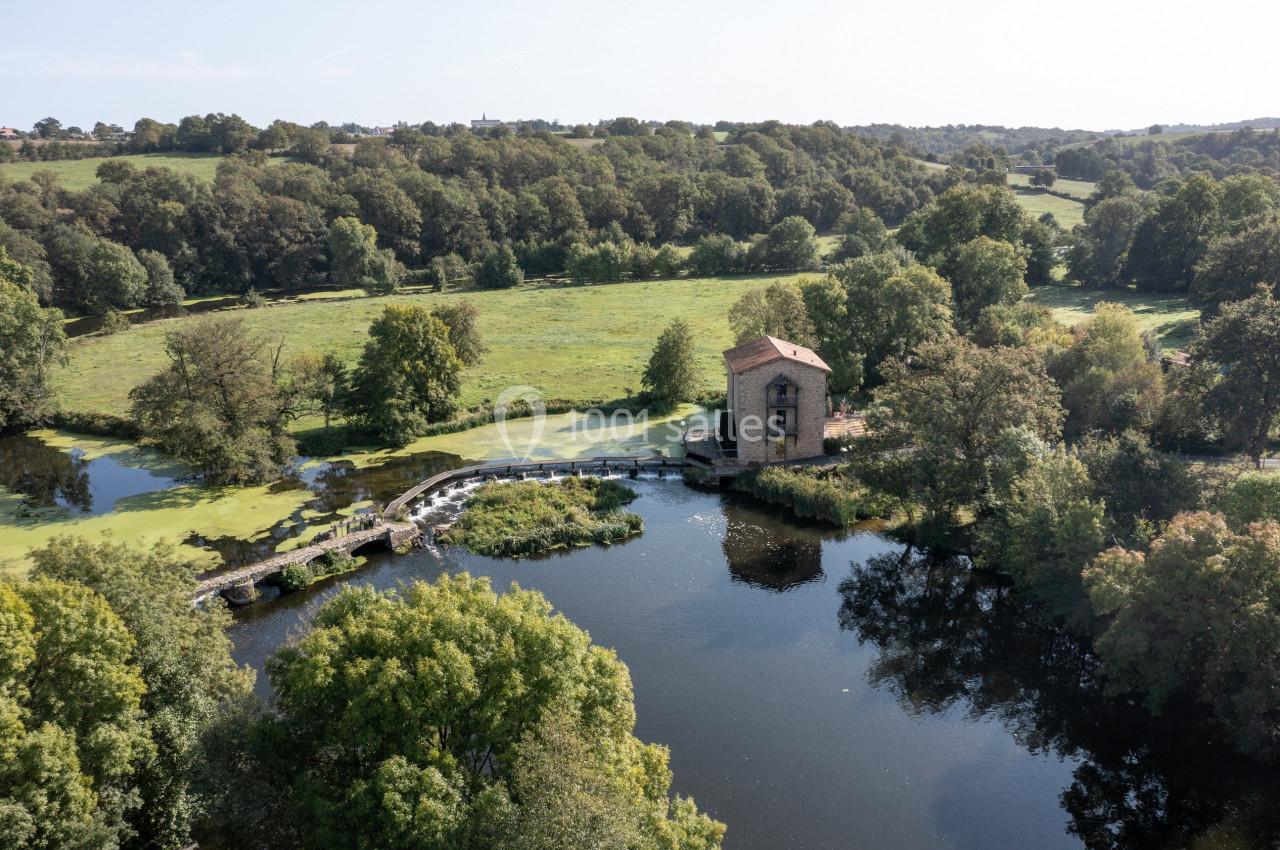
[733,466,889,526]
[279,563,311,592]
[474,243,524,289]
[100,308,131,335]
[279,550,359,592]
[311,549,357,579]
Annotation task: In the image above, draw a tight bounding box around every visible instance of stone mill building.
[705,335,832,466]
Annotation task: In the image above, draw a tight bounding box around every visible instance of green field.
[1106,131,1215,147]
[1026,285,1199,350]
[913,158,949,173]
[56,274,806,418]
[1011,188,1085,229]
[0,152,229,190]
[1006,172,1097,200]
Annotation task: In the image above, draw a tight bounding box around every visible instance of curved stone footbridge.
[195,520,419,605]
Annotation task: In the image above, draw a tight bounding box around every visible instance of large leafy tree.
[1085,512,1280,759]
[0,578,151,849]
[0,220,54,304]
[1065,194,1150,288]
[1047,302,1165,438]
[137,248,185,306]
[44,225,147,313]
[85,239,148,312]
[727,281,815,346]
[342,173,422,262]
[977,449,1108,628]
[803,251,953,394]
[855,336,1063,529]
[642,319,699,411]
[1123,174,1222,293]
[328,216,399,295]
[430,300,487,367]
[895,183,1027,267]
[237,575,724,850]
[947,236,1028,330]
[129,317,296,483]
[1190,218,1280,313]
[286,351,349,431]
[345,304,462,445]
[30,537,253,850]
[1077,430,1200,544]
[751,215,819,270]
[0,248,66,430]
[1192,289,1280,467]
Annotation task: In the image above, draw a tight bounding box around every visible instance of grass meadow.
[1006,172,1097,200]
[55,274,810,418]
[1,152,231,189]
[1026,285,1199,350]
[1011,188,1085,229]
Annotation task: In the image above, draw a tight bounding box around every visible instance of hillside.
[54,274,801,419]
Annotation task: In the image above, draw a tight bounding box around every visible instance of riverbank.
[0,405,700,575]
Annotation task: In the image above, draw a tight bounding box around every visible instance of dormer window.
[769,376,796,405]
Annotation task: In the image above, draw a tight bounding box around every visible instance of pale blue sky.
[6,0,1279,131]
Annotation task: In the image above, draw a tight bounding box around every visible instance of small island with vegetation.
[439,477,644,557]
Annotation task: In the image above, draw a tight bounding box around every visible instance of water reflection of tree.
[303,451,464,515]
[0,435,93,514]
[721,500,823,591]
[837,549,1280,849]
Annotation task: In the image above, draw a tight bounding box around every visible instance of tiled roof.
[723,335,831,373]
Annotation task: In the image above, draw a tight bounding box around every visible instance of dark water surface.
[0,433,181,516]
[227,480,1280,850]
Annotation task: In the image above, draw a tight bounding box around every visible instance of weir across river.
[382,454,693,519]
[196,454,698,604]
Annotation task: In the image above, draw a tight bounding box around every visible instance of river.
[228,479,1278,850]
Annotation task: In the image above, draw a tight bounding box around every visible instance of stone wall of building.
[730,360,827,464]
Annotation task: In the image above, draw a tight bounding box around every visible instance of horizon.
[8,0,1280,132]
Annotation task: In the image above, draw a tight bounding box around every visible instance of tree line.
[1055,127,1280,185]
[1065,170,1280,310]
[0,119,946,314]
